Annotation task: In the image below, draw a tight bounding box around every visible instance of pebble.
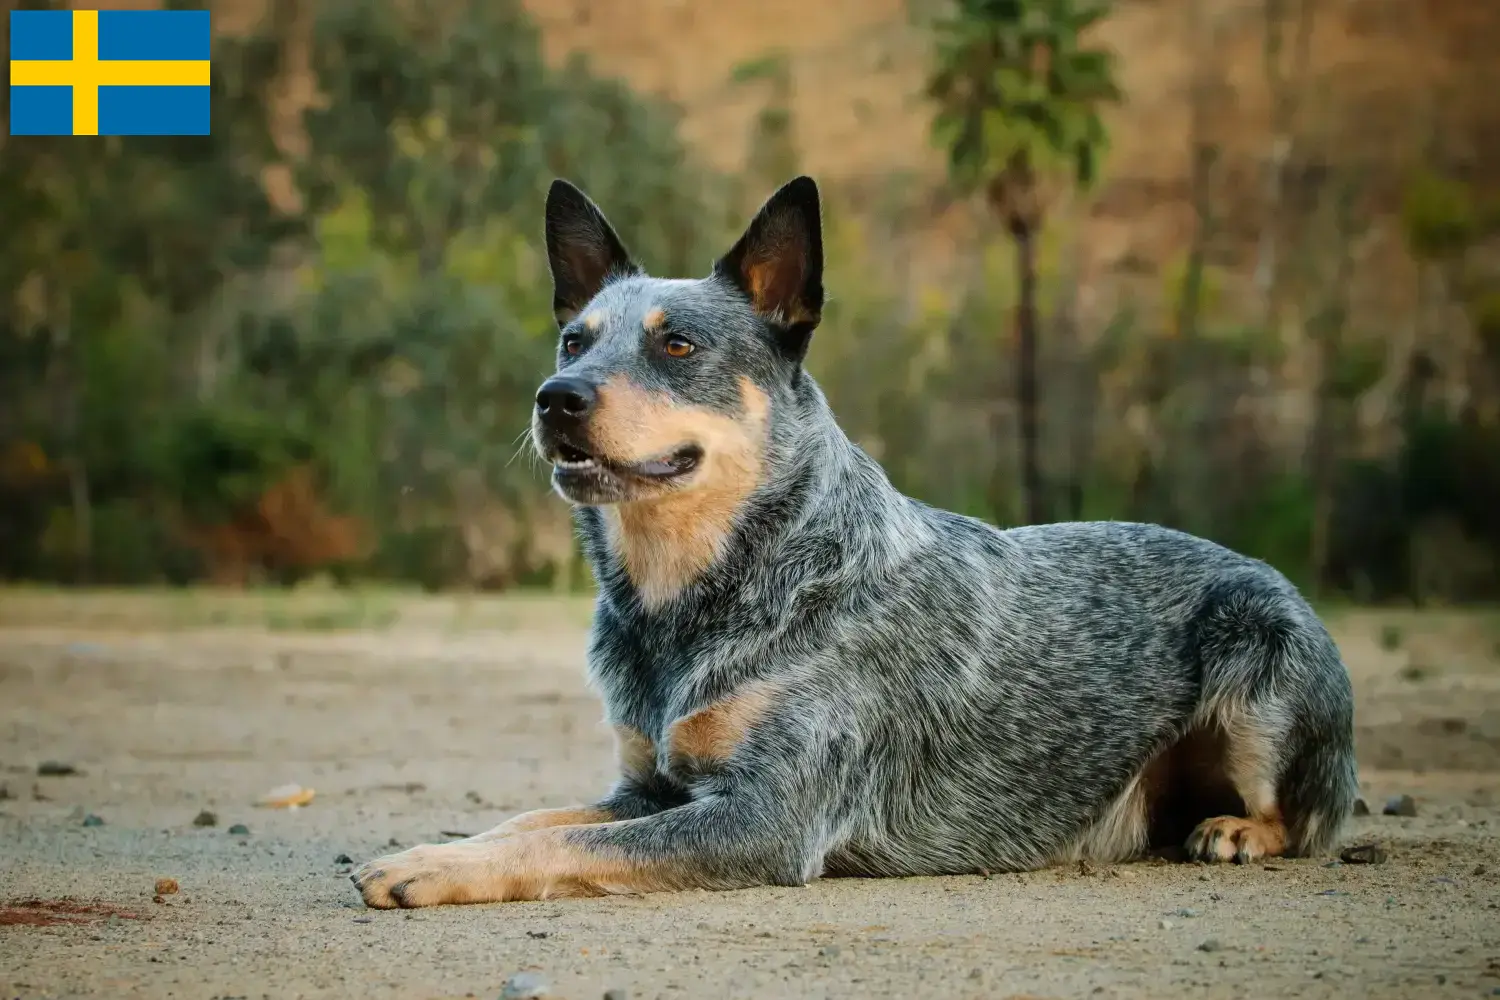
[1351,798,1370,817]
[1198,938,1223,952]
[227,823,250,835]
[0,783,11,800]
[1340,844,1388,865]
[968,968,984,981]
[37,761,81,776]
[335,853,354,865]
[1176,908,1199,918]
[1474,864,1487,876]
[81,813,105,827]
[193,810,218,827]
[154,877,179,895]
[819,945,841,958]
[603,991,628,1000]
[257,783,315,809]
[1383,794,1418,817]
[499,972,550,999]
[1158,919,1174,930]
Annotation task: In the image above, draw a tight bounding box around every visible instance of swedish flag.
[9,9,210,136]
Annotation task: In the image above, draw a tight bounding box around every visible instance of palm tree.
[926,0,1120,525]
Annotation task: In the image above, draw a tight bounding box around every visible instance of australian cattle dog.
[353,176,1358,908]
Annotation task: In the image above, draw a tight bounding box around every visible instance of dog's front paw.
[351,843,487,908]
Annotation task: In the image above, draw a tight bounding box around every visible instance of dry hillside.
[527,0,1498,302]
[53,0,1500,322]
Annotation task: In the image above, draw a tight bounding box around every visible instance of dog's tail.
[1194,575,1359,856]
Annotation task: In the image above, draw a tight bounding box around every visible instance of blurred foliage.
[925,0,1119,215]
[0,0,1498,601]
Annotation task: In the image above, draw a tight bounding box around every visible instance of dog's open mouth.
[552,441,702,481]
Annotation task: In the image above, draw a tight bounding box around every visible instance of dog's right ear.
[545,179,639,327]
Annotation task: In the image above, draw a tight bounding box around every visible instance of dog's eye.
[664,336,694,358]
[562,336,584,357]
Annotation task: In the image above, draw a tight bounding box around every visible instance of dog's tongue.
[636,457,681,477]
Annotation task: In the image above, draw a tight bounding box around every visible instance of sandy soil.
[1,592,1497,999]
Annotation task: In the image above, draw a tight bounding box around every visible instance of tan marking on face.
[667,682,778,768]
[614,724,657,782]
[468,805,612,841]
[583,310,604,331]
[641,307,666,332]
[593,375,770,607]
[353,825,697,907]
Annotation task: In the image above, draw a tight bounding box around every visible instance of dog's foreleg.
[459,724,674,842]
[352,790,814,908]
[461,804,614,841]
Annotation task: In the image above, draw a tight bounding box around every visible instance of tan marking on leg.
[466,806,612,842]
[353,825,692,908]
[593,376,770,607]
[583,310,604,331]
[641,306,665,332]
[1184,707,1291,863]
[615,724,657,782]
[1186,811,1287,863]
[667,682,777,769]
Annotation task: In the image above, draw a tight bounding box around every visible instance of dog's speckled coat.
[353,176,1357,908]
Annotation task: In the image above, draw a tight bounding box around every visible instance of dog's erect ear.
[713,176,824,361]
[545,179,639,327]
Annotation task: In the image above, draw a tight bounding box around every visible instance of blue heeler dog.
[353,176,1358,908]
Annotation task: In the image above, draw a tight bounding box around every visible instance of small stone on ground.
[499,971,550,999]
[37,761,80,776]
[1384,794,1418,817]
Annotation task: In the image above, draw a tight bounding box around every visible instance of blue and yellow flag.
[9,9,210,136]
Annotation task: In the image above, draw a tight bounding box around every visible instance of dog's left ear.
[713,175,824,362]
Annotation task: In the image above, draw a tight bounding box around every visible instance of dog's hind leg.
[1183,580,1358,864]
[1182,709,1292,863]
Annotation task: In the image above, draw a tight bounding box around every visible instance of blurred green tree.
[925,0,1119,524]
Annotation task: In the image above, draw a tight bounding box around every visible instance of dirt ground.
[1,590,1498,1000]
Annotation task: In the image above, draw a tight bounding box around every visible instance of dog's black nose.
[535,376,597,424]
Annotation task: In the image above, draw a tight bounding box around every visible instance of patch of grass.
[263,603,400,632]
[1378,623,1405,652]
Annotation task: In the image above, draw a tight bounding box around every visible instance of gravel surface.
[1,596,1497,999]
